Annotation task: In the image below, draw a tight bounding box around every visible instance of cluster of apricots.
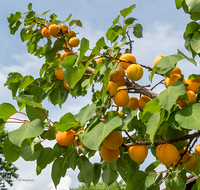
[99,53,151,110]
[56,130,87,149]
[40,22,80,90]
[153,54,200,108]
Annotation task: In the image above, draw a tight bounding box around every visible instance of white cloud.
[47,176,72,190]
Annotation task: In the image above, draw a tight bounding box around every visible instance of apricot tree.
[2,1,200,189]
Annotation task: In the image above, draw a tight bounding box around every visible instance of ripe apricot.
[63,80,72,90]
[186,77,200,94]
[119,53,136,70]
[174,147,190,166]
[100,144,119,163]
[56,130,76,146]
[41,27,51,37]
[61,52,73,59]
[55,67,65,80]
[153,54,166,67]
[117,110,124,118]
[48,22,57,26]
[67,30,76,39]
[156,144,178,165]
[111,67,125,81]
[128,97,139,110]
[40,25,46,34]
[106,81,118,97]
[117,86,128,93]
[49,24,60,36]
[96,57,102,64]
[128,145,148,163]
[114,78,126,87]
[103,130,123,150]
[114,88,129,107]
[170,66,181,76]
[60,24,68,33]
[178,90,196,108]
[139,95,151,108]
[69,37,80,47]
[126,64,143,81]
[164,74,181,88]
[63,43,72,52]
[194,144,200,158]
[182,156,199,172]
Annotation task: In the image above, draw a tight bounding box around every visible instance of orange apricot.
[178,90,196,108]
[41,27,51,37]
[170,66,181,76]
[119,53,136,70]
[117,110,124,118]
[49,24,60,36]
[61,52,73,59]
[56,130,76,146]
[55,67,65,80]
[173,147,190,166]
[103,130,123,150]
[126,64,143,81]
[128,97,139,110]
[63,80,72,90]
[128,145,148,163]
[67,30,76,39]
[164,74,182,88]
[111,67,125,81]
[106,81,118,97]
[114,78,126,87]
[156,144,178,165]
[194,144,200,158]
[96,57,103,64]
[63,43,72,52]
[139,95,151,108]
[114,89,129,107]
[186,77,200,94]
[153,54,166,67]
[182,156,199,172]
[60,24,68,33]
[100,144,119,163]
[69,37,80,47]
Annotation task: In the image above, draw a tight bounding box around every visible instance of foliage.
[2,1,200,190]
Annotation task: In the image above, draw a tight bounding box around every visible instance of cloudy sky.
[1,0,200,189]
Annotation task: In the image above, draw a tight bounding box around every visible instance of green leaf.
[20,27,32,42]
[125,17,137,25]
[175,0,184,9]
[159,80,186,112]
[126,171,148,190]
[65,146,78,170]
[75,104,96,126]
[52,157,68,188]
[102,164,118,186]
[0,103,17,121]
[145,160,161,173]
[145,172,158,189]
[64,14,72,22]
[120,4,136,18]
[57,112,79,132]
[15,140,43,161]
[96,37,106,49]
[28,3,32,11]
[175,103,200,130]
[178,49,197,66]
[3,137,20,165]
[191,32,200,53]
[9,119,44,146]
[185,0,200,12]
[148,66,157,83]
[133,23,143,38]
[78,156,94,184]
[37,147,57,170]
[8,12,22,35]
[112,15,120,26]
[165,175,186,190]
[120,110,137,131]
[82,117,122,150]
[93,163,101,185]
[18,75,34,93]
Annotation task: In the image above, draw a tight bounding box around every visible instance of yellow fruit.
[126,64,143,81]
[128,145,148,163]
[49,24,60,36]
[67,30,76,39]
[56,130,76,146]
[178,90,196,108]
[63,80,72,90]
[153,54,166,67]
[106,81,118,97]
[103,130,123,150]
[156,144,178,165]
[195,144,200,158]
[63,43,72,52]
[186,77,200,94]
[61,52,73,59]
[182,156,199,172]
[164,74,181,88]
[55,67,65,81]
[100,144,119,163]
[41,27,51,37]
[119,53,136,70]
[173,147,190,166]
[128,97,139,110]
[114,78,126,87]
[170,66,181,76]
[48,22,57,26]
[111,67,125,81]
[114,88,129,107]
[69,37,80,47]
[60,24,68,33]
[96,57,103,64]
[139,96,151,108]
[117,110,124,118]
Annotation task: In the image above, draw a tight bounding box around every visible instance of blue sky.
[1,0,200,190]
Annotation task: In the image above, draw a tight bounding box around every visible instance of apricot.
[69,37,80,47]
[103,130,123,150]
[96,57,102,64]
[63,80,72,90]
[117,110,124,118]
[119,53,136,70]
[170,66,181,76]
[139,95,151,108]
[40,25,45,34]
[153,54,166,67]
[128,145,148,163]
[49,24,60,36]
[100,144,119,163]
[178,90,196,108]
[75,130,87,149]
[156,144,178,165]
[164,74,181,88]
[67,30,76,39]
[111,67,125,81]
[113,78,126,87]
[48,22,57,26]
[186,77,200,94]
[174,147,190,166]
[60,24,68,33]
[126,64,143,81]
[41,27,51,37]
[128,97,139,110]
[55,67,65,81]
[182,156,199,172]
[117,86,128,93]
[106,81,118,97]
[63,43,72,52]
[61,52,73,59]
[56,130,76,146]
[114,88,129,107]
[194,144,200,158]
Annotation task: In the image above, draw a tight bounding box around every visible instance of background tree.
[2,1,200,189]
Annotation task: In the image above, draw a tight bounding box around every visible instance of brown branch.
[126,31,132,54]
[151,79,165,91]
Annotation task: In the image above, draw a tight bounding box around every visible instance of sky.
[1,0,200,190]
